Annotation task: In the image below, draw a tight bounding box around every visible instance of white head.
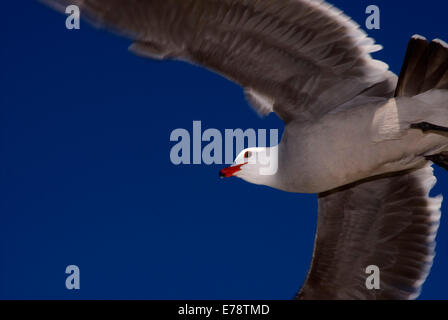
[219,146,279,186]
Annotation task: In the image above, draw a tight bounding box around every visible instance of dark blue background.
[1,0,447,299]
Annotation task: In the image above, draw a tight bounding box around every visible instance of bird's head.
[219,146,279,186]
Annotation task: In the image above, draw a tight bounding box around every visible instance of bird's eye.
[244,151,252,158]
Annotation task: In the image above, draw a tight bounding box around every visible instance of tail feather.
[398,36,448,173]
[395,35,448,97]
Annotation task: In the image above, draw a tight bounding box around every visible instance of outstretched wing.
[41,0,396,122]
[298,166,442,300]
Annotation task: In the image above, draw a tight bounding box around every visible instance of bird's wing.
[298,165,442,300]
[42,0,397,122]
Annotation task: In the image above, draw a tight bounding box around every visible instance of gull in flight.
[42,0,448,299]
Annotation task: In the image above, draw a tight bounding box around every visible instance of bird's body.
[41,0,448,299]
[276,89,448,193]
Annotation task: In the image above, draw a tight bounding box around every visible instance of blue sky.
[1,0,448,299]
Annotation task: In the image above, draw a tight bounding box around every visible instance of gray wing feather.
[41,0,396,122]
[298,165,442,300]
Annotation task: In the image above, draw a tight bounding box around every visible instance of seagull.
[41,0,448,299]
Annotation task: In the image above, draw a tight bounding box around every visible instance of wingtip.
[432,38,448,49]
[411,34,428,41]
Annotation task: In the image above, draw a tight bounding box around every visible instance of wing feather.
[298,166,442,300]
[41,0,397,122]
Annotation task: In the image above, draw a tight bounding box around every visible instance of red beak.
[219,163,245,178]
